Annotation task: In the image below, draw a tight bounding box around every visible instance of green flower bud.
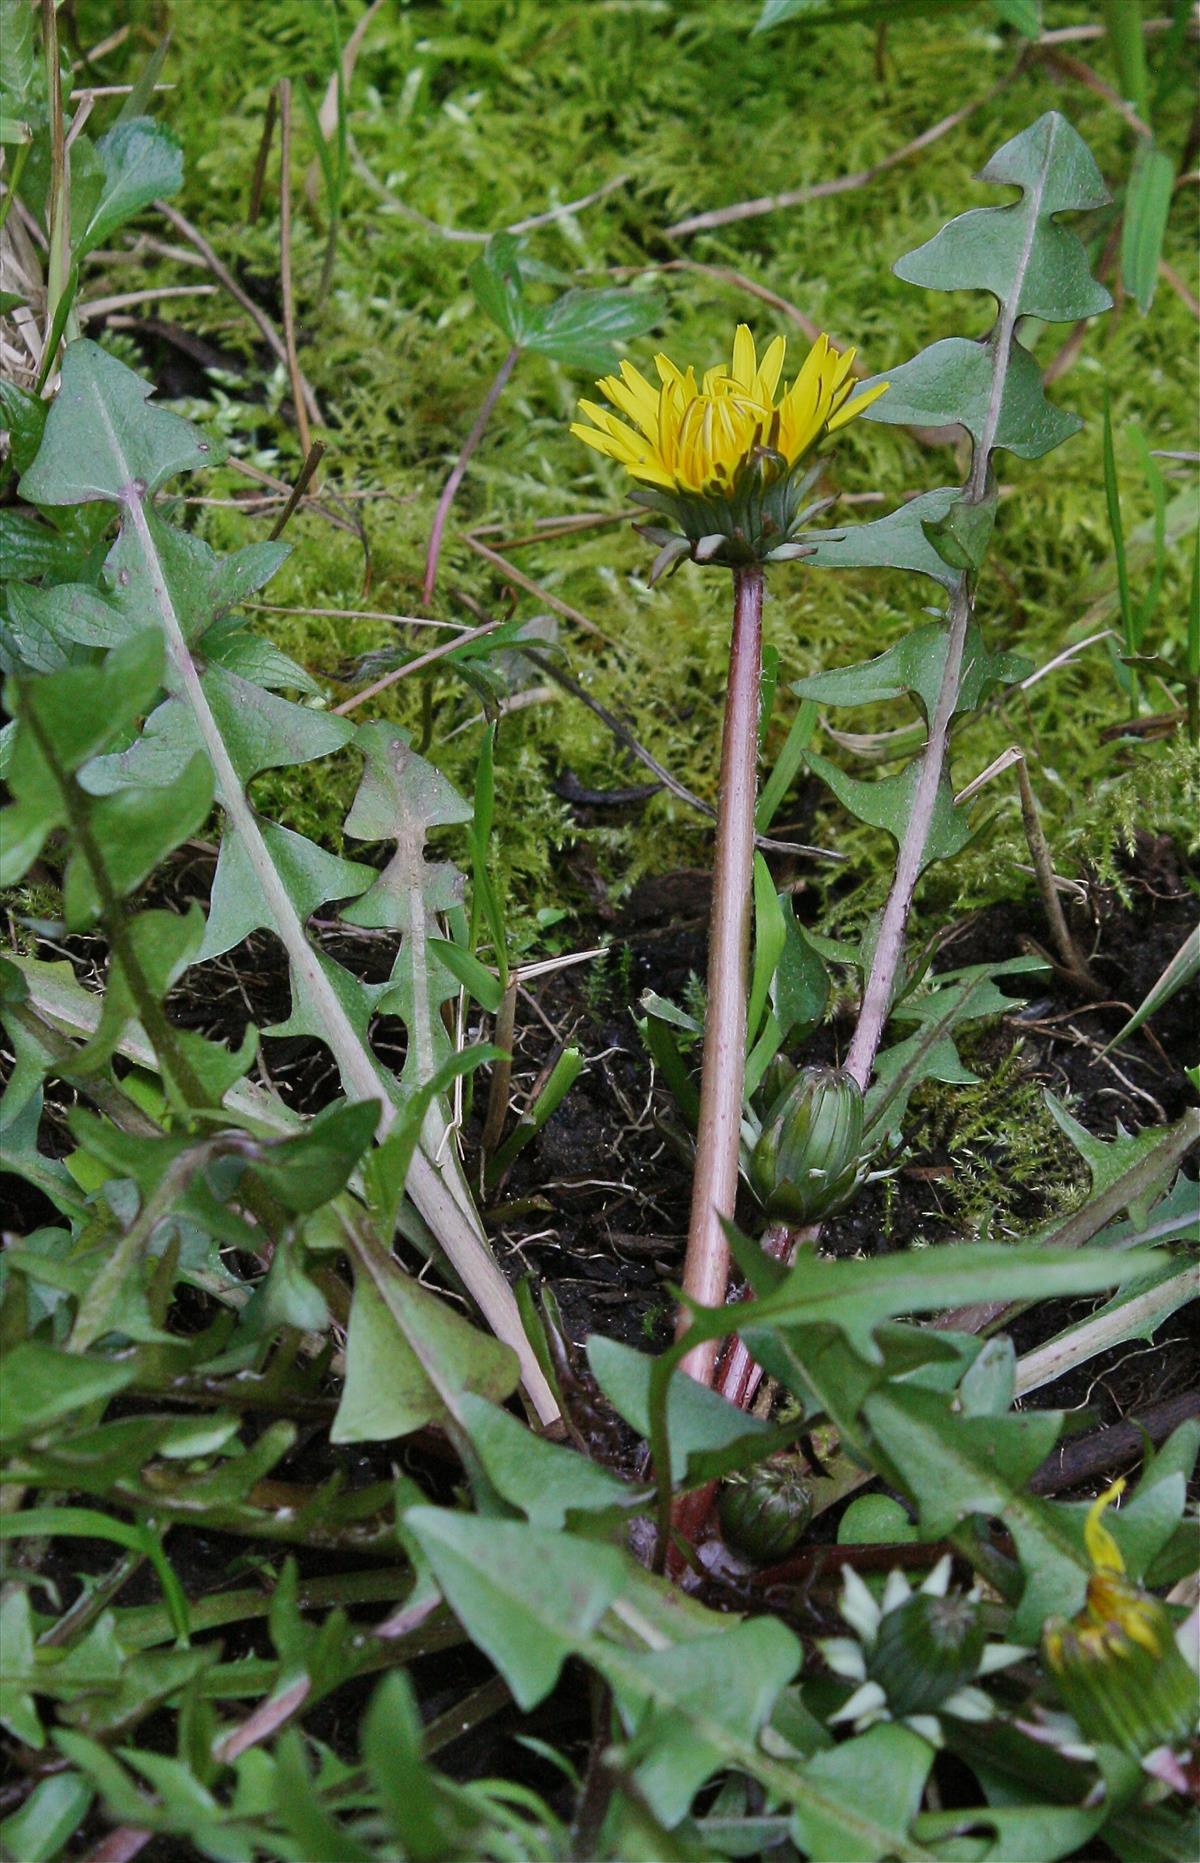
[868,1589,987,1716]
[719,1461,813,1563]
[750,1065,865,1223]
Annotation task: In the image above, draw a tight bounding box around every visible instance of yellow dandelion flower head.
[571,324,889,498]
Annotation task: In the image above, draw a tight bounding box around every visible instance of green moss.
[905,1039,1089,1238]
[74,0,1197,936]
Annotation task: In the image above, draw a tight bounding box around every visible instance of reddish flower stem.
[668,1216,797,1570]
[676,563,764,1388]
[423,344,521,608]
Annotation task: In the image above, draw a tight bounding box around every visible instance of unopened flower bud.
[750,1065,865,1222]
[869,1589,987,1716]
[719,1460,813,1562]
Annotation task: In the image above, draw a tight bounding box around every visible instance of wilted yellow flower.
[572,325,887,497]
[1042,1479,1199,1759]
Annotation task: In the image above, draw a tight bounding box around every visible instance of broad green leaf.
[959,1335,1016,1416]
[838,1494,919,1546]
[894,112,1111,320]
[77,118,183,259]
[790,1726,932,1863]
[0,506,111,584]
[0,1341,135,1446]
[920,489,998,575]
[0,0,39,115]
[20,338,217,504]
[409,1508,931,1854]
[736,1240,1165,1367]
[405,1508,628,1708]
[586,1334,777,1485]
[331,1235,519,1441]
[2,581,89,674]
[793,620,1027,724]
[458,1393,642,1528]
[469,232,660,371]
[610,1619,803,1827]
[205,622,320,695]
[198,818,375,962]
[804,488,962,591]
[0,631,166,885]
[81,666,353,794]
[0,379,48,476]
[522,286,662,374]
[772,901,829,1043]
[1121,140,1175,315]
[859,335,1081,460]
[469,233,530,344]
[63,752,214,928]
[248,1099,381,1213]
[0,1592,44,1747]
[915,1801,1105,1862]
[806,749,972,869]
[861,1385,1184,1641]
[30,523,289,660]
[0,1773,92,1863]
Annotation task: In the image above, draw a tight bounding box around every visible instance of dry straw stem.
[955,746,1100,996]
[663,72,1016,238]
[332,618,502,715]
[152,199,322,430]
[277,79,313,458]
[517,639,841,861]
[423,344,521,607]
[267,439,326,541]
[607,258,851,356]
[348,132,630,242]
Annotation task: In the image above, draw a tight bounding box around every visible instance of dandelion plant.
[574,326,886,1382]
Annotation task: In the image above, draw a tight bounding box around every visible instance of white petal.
[819,1638,867,1681]
[978,1642,1030,1675]
[840,1567,882,1642]
[943,1686,994,1722]
[881,1568,913,1616]
[830,1681,887,1725]
[922,1554,953,1598]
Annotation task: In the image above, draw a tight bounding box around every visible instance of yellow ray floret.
[571,324,888,496]
[1084,1477,1126,1575]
